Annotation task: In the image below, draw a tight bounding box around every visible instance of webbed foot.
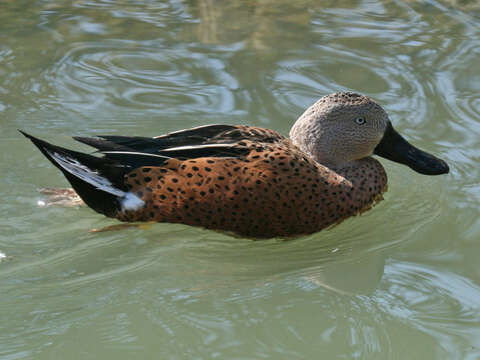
[89,222,155,233]
[37,188,84,207]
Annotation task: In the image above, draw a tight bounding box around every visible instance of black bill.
[374,122,449,175]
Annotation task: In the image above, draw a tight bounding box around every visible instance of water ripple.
[2,0,480,359]
[375,261,480,358]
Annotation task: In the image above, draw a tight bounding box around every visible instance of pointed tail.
[20,130,143,217]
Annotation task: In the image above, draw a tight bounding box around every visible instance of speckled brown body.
[117,128,387,238]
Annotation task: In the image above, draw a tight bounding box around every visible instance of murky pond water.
[1,0,479,358]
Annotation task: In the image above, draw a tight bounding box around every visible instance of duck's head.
[290,92,449,175]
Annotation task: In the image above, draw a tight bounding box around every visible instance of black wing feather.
[73,136,164,153]
[153,124,237,143]
[73,124,250,160]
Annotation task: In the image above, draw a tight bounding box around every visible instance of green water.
[1,0,479,358]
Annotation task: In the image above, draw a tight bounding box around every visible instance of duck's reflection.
[304,250,386,295]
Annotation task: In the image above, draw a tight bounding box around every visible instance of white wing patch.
[101,151,171,158]
[160,143,237,152]
[47,150,125,197]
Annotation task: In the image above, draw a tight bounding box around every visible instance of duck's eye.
[355,117,366,125]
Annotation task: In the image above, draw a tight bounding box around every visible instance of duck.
[21,92,449,238]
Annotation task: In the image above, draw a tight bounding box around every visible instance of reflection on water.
[305,252,386,295]
[1,0,479,359]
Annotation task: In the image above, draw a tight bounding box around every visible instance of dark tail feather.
[20,130,126,217]
[61,172,120,217]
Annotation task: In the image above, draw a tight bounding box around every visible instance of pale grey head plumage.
[290,92,449,175]
[290,92,389,167]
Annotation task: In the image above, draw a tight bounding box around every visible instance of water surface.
[1,0,479,359]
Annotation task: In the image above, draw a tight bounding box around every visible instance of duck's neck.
[307,153,368,175]
[331,157,388,189]
[325,158,369,174]
[290,135,364,171]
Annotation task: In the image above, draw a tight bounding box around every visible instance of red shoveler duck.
[21,92,449,238]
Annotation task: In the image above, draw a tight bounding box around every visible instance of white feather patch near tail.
[121,192,145,211]
[46,150,144,211]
